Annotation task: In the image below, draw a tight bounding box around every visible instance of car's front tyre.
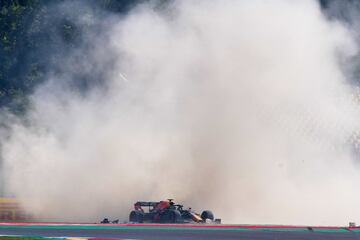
[201,210,214,221]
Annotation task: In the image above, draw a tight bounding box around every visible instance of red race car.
[129,199,221,224]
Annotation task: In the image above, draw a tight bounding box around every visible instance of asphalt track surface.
[2,223,360,240]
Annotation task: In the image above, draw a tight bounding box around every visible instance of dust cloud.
[1,0,360,225]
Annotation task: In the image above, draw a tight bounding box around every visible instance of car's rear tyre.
[129,210,144,223]
[201,210,214,221]
[170,209,181,223]
[161,209,181,223]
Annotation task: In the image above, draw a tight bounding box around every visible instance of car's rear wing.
[134,201,159,207]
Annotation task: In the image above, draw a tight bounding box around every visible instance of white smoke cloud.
[1,0,360,225]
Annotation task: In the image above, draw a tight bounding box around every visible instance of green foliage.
[0,0,42,113]
[0,0,144,114]
[0,237,60,240]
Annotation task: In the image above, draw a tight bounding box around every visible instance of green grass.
[0,237,64,240]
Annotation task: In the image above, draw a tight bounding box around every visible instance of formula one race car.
[129,199,221,224]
